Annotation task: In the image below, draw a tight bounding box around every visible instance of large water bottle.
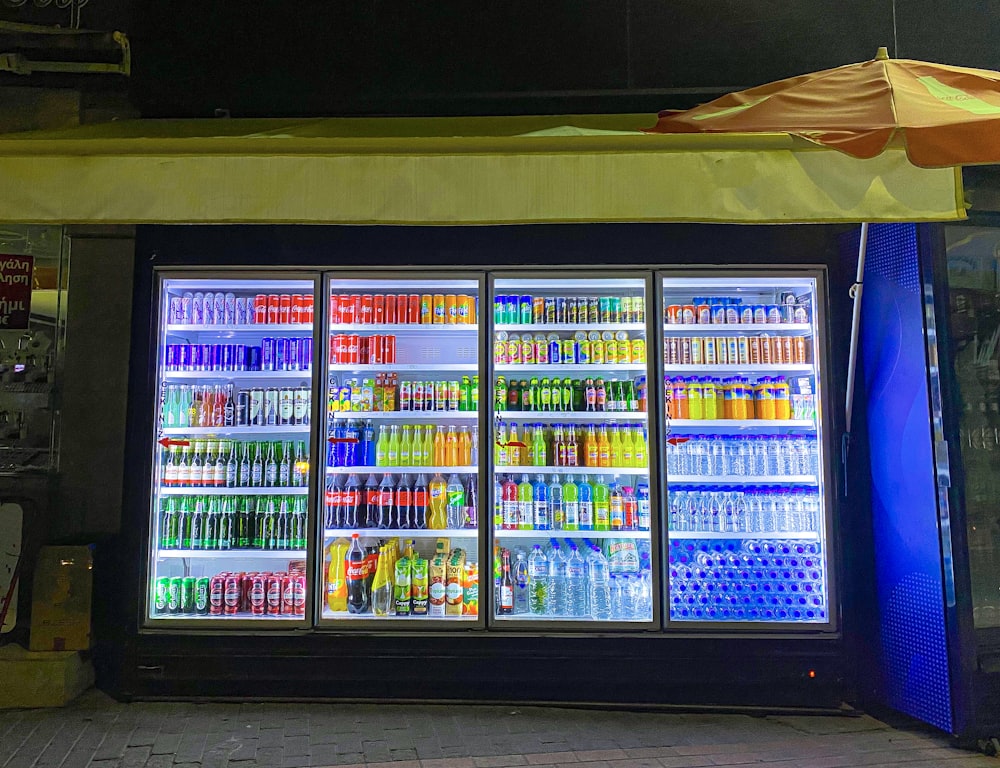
[766,436,783,476]
[709,435,726,475]
[734,490,749,532]
[636,571,652,620]
[670,488,687,531]
[620,574,637,618]
[720,490,736,532]
[563,545,587,617]
[548,542,566,616]
[752,438,768,475]
[528,544,549,615]
[588,547,612,620]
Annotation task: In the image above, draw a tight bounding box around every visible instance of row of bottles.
[495,422,648,469]
[328,422,479,468]
[664,376,801,421]
[493,474,650,532]
[163,440,309,489]
[158,494,308,550]
[665,434,819,477]
[496,376,647,413]
[325,472,478,530]
[162,384,312,429]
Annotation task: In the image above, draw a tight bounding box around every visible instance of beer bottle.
[224,383,235,427]
[201,440,216,487]
[471,375,479,413]
[278,441,291,487]
[163,445,179,488]
[190,496,205,549]
[190,442,203,488]
[203,497,219,550]
[276,497,291,549]
[236,495,250,548]
[160,498,178,549]
[177,497,192,549]
[507,379,520,411]
[212,384,225,427]
[238,441,252,487]
[291,441,307,487]
[225,441,238,488]
[498,549,514,614]
[291,497,307,549]
[263,496,278,549]
[213,443,227,488]
[264,442,279,487]
[218,497,234,550]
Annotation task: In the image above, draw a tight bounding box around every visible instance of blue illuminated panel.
[860,223,952,732]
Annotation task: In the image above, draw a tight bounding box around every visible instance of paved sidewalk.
[0,689,996,768]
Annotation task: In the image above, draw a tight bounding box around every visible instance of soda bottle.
[584,425,598,467]
[396,474,413,529]
[609,425,623,467]
[471,375,479,413]
[498,549,514,615]
[421,424,434,465]
[548,474,564,530]
[507,423,522,466]
[610,482,625,530]
[531,423,547,466]
[458,426,472,466]
[470,425,479,464]
[563,475,579,530]
[621,426,635,467]
[386,425,400,466]
[502,475,518,530]
[399,425,413,467]
[528,544,549,615]
[378,473,395,528]
[363,474,379,527]
[578,477,594,530]
[446,473,465,528]
[433,426,446,466]
[346,533,368,614]
[593,476,610,531]
[464,476,478,529]
[371,545,392,616]
[513,552,529,614]
[428,472,447,529]
[412,473,428,529]
[532,475,549,530]
[363,544,379,604]
[375,425,389,466]
[343,473,361,528]
[445,426,459,467]
[517,474,533,530]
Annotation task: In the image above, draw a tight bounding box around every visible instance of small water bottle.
[610,574,624,619]
[620,574,637,619]
[710,435,726,475]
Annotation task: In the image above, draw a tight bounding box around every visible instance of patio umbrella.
[647,47,1000,488]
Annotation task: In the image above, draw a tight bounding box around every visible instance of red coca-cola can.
[395,295,408,324]
[292,575,306,616]
[373,294,385,324]
[253,295,268,324]
[249,574,267,615]
[290,294,303,324]
[267,295,281,324]
[347,334,360,365]
[359,294,374,324]
[281,575,294,615]
[304,295,314,324]
[279,294,292,324]
[407,294,420,324]
[369,334,383,364]
[328,334,342,364]
[266,574,283,615]
[223,575,241,615]
[344,294,360,324]
[383,334,396,363]
[329,294,341,325]
[385,294,397,324]
[209,575,225,615]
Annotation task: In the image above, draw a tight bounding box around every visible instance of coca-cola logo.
[346,562,366,580]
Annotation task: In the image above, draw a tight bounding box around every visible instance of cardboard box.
[29,545,93,652]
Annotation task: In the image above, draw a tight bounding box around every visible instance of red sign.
[0,255,33,330]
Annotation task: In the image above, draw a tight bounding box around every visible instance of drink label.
[579,501,593,528]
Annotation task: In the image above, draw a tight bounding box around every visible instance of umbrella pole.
[843,222,869,496]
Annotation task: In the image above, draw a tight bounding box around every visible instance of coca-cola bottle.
[412,473,428,530]
[346,533,367,613]
[364,474,379,527]
[377,474,395,529]
[396,475,412,529]
[342,473,361,528]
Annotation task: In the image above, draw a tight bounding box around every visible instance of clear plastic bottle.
[547,542,566,616]
[513,552,530,614]
[445,473,465,529]
[563,545,587,617]
[609,574,624,619]
[710,434,726,475]
[587,546,612,620]
[528,544,549,615]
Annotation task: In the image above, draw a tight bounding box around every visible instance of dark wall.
[124,0,1000,118]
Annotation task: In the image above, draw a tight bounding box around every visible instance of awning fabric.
[0,114,965,225]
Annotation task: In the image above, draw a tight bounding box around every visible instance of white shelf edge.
[162,370,312,378]
[326,466,478,474]
[156,549,306,558]
[494,529,650,539]
[496,364,647,372]
[158,487,310,495]
[332,411,479,420]
[494,466,648,476]
[668,476,819,485]
[662,364,813,373]
[160,426,310,435]
[320,612,478,621]
[666,419,815,428]
[668,531,820,540]
[323,528,477,538]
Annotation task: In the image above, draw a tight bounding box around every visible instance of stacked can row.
[162,440,309,489]
[494,294,645,326]
[663,297,809,325]
[497,376,647,414]
[330,293,477,325]
[157,494,308,551]
[152,570,307,616]
[330,374,479,414]
[164,338,313,372]
[161,384,312,429]
[329,334,397,365]
[663,334,809,367]
[665,434,818,477]
[494,332,646,366]
[168,292,315,326]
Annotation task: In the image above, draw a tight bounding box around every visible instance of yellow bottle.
[621,424,634,467]
[688,379,704,420]
[433,425,446,466]
[386,424,400,466]
[632,426,648,468]
[445,425,459,467]
[400,425,413,467]
[495,422,508,466]
[458,426,472,466]
[597,425,611,468]
[428,472,447,529]
[702,378,718,420]
[422,424,434,465]
[609,424,624,467]
[325,538,350,612]
[584,425,598,467]
[756,377,776,420]
[774,377,791,420]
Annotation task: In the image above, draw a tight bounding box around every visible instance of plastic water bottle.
[609,574,624,619]
[636,482,651,531]
[548,541,566,616]
[752,439,768,475]
[588,547,612,620]
[620,574,637,618]
[528,544,549,615]
[564,545,587,617]
[513,551,529,614]
[766,436,783,476]
[709,435,726,475]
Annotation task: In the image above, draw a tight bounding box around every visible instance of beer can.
[385,294,398,324]
[278,388,294,424]
[281,576,294,615]
[236,390,250,425]
[266,575,283,615]
[262,337,276,371]
[598,296,611,323]
[329,293,342,324]
[180,576,196,614]
[665,304,681,324]
[633,296,645,324]
[293,387,310,425]
[292,575,306,615]
[194,577,210,615]
[153,577,171,615]
[355,294,371,324]
[446,294,459,324]
[384,334,396,363]
[704,337,716,365]
[408,294,420,324]
[209,575,225,615]
[265,388,279,425]
[181,293,194,324]
[214,293,226,325]
[249,389,265,425]
[630,338,646,363]
[680,337,693,364]
[711,304,726,324]
[566,297,578,325]
[691,337,704,365]
[249,574,267,615]
[544,296,556,324]
[246,346,262,371]
[420,294,433,324]
[681,305,696,324]
[766,305,782,324]
[665,336,679,364]
[432,294,446,324]
[223,575,241,615]
[737,336,749,365]
[532,296,545,323]
[235,296,248,325]
[167,577,183,614]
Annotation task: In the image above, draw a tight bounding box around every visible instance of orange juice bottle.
[433,425,446,466]
[584,425,599,467]
[702,377,718,420]
[773,377,791,420]
[688,378,704,420]
[445,425,459,466]
[671,379,689,419]
[597,425,611,468]
[756,377,776,420]
[722,378,734,419]
[458,426,472,465]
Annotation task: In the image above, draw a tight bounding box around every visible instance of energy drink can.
[519,295,532,325]
[188,344,201,371]
[249,388,265,425]
[288,338,300,371]
[224,293,236,325]
[165,345,179,370]
[169,296,183,324]
[206,344,219,370]
[532,296,545,323]
[214,293,225,325]
[300,337,313,370]
[566,297,578,325]
[262,338,276,371]
[235,296,248,325]
[620,296,631,324]
[181,293,194,324]
[599,296,611,323]
[237,390,250,425]
[221,344,234,371]
[633,296,645,324]
[247,346,262,371]
[200,293,213,325]
[544,297,556,324]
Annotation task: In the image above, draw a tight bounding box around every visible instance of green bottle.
[592,476,610,531]
[532,423,547,466]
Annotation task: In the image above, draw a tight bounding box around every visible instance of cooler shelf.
[668,475,818,485]
[323,527,475,538]
[157,549,305,558]
[662,323,812,334]
[497,411,647,421]
[332,411,478,420]
[158,486,309,495]
[325,466,477,475]
[495,323,646,333]
[668,530,820,540]
[495,529,650,539]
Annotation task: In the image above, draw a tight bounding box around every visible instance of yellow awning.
[0,114,965,225]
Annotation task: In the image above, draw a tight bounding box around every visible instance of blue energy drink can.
[276,338,289,371]
[200,344,213,371]
[262,338,276,371]
[165,345,179,370]
[247,346,263,371]
[234,344,246,371]
[300,338,313,370]
[221,344,234,371]
[288,338,300,371]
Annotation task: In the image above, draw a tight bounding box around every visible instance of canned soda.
[753,305,767,324]
[578,339,591,364]
[597,296,610,323]
[696,303,711,324]
[680,337,692,364]
[181,293,194,324]
[209,575,225,615]
[448,380,461,411]
[560,338,575,364]
[194,577,210,615]
[329,293,342,324]
[545,338,559,365]
[767,305,782,324]
[262,337,276,371]
[347,335,362,366]
[703,337,716,365]
[420,294,433,324]
[619,296,630,324]
[544,297,556,324]
[288,294,302,324]
[153,577,171,615]
[793,336,807,363]
[616,340,630,364]
[665,336,679,364]
[630,338,646,363]
[749,336,761,364]
[384,334,396,363]
[609,296,622,323]
[408,294,420,324]
[385,294,398,324]
[737,335,750,365]
[266,575,283,615]
[532,296,545,324]
[633,296,646,324]
[292,575,306,615]
[432,294,446,324]
[591,338,605,364]
[179,576,195,613]
[359,294,373,324]
[521,337,535,365]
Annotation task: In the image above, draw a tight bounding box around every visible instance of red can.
[292,575,306,616]
[249,574,267,615]
[281,576,294,615]
[266,575,283,615]
[385,294,397,324]
[370,334,383,364]
[279,294,292,324]
[396,295,409,324]
[266,295,280,324]
[209,575,225,615]
[347,334,360,365]
[337,334,350,364]
[241,572,253,611]
[290,294,303,324]
[359,294,374,324]
[304,295,314,324]
[344,294,360,325]
[383,334,396,363]
[373,294,385,324]
[407,294,420,324]
[254,295,268,324]
[329,294,341,325]
[223,575,241,615]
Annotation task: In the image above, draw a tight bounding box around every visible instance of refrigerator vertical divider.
[814,269,839,631]
[649,271,666,630]
[479,272,493,630]
[306,272,326,629]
